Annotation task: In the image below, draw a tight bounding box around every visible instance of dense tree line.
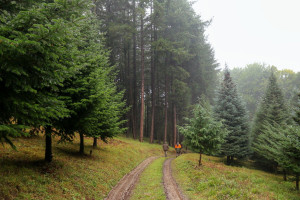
[231,63,300,120]
[93,0,219,145]
[0,0,219,160]
[182,66,299,190]
[0,0,126,162]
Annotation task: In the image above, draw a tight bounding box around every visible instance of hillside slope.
[0,135,164,200]
[173,153,300,200]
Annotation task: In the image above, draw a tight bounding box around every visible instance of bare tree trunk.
[79,133,84,155]
[150,1,156,144]
[93,137,97,148]
[227,156,230,165]
[132,0,137,140]
[199,153,202,166]
[139,6,145,142]
[283,170,287,181]
[173,104,177,147]
[296,174,299,191]
[164,73,168,143]
[45,126,52,162]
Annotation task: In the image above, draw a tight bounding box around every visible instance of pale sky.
[193,0,300,72]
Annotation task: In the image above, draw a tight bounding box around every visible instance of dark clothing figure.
[163,143,169,157]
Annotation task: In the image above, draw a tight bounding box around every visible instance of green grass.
[172,153,300,200]
[130,157,167,200]
[0,135,165,200]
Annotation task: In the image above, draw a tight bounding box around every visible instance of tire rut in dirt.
[163,158,188,200]
[105,156,158,200]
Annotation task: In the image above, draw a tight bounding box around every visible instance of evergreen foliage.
[252,72,289,152]
[214,68,251,164]
[0,0,87,148]
[56,8,127,154]
[180,97,226,166]
[0,0,127,159]
[254,123,300,190]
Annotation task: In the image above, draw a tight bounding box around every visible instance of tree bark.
[227,156,230,165]
[296,174,299,191]
[45,126,52,162]
[139,4,145,142]
[132,0,137,140]
[283,170,287,181]
[199,153,202,166]
[79,133,84,155]
[164,72,168,143]
[150,1,156,144]
[93,137,97,148]
[173,104,177,147]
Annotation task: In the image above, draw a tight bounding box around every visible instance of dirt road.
[163,158,188,200]
[105,156,158,200]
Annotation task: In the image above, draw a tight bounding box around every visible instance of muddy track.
[163,158,188,200]
[105,156,158,200]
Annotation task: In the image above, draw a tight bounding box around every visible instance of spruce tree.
[180,97,226,166]
[252,72,289,165]
[57,11,127,154]
[0,0,85,150]
[214,67,251,164]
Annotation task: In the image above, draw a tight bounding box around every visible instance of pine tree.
[180,97,226,166]
[214,67,251,164]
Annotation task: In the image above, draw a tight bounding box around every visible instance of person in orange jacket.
[175,142,182,157]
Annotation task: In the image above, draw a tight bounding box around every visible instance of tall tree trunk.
[296,174,299,191]
[164,72,168,143]
[127,42,132,138]
[93,137,97,148]
[79,133,84,155]
[45,126,52,162]
[173,104,177,147]
[139,6,145,142]
[227,156,230,165]
[199,153,202,166]
[283,170,287,181]
[150,1,156,144]
[132,0,137,139]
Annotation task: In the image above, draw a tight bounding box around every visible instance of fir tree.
[252,72,289,168]
[0,0,85,150]
[180,96,226,166]
[57,11,127,154]
[252,72,289,143]
[214,67,251,164]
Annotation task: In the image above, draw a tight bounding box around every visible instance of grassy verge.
[130,157,167,200]
[172,153,300,200]
[0,135,165,200]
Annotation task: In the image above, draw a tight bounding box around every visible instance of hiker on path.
[163,142,169,157]
[175,142,181,157]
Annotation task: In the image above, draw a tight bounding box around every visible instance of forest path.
[163,158,188,200]
[105,156,158,200]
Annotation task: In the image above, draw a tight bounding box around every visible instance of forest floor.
[1,136,300,200]
[0,135,168,200]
